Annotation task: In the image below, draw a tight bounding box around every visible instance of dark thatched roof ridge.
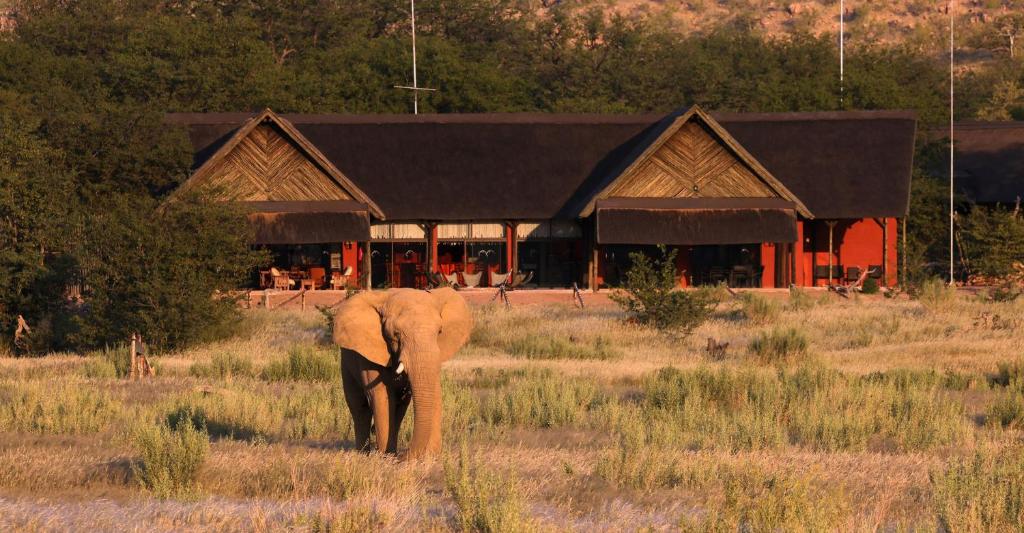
[167,109,917,221]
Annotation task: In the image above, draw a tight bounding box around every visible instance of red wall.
[802,218,898,286]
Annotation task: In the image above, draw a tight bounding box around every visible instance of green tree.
[70,194,268,351]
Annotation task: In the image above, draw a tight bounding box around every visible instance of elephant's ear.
[434,287,472,362]
[332,292,390,367]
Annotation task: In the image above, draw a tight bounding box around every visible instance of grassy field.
[1,288,1023,531]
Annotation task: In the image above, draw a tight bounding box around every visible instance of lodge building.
[168,106,916,290]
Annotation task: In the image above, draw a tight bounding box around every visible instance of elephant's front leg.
[341,350,373,451]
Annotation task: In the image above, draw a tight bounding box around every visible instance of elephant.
[332,287,472,458]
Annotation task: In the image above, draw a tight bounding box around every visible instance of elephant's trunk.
[404,348,443,459]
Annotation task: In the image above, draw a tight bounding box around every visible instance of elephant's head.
[332,287,471,458]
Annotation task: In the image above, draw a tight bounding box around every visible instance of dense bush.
[69,195,267,351]
[959,204,1024,279]
[131,423,209,499]
[610,246,719,333]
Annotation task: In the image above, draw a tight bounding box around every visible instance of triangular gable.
[174,109,385,219]
[580,106,811,218]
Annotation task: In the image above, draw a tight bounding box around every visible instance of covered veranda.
[591,198,800,289]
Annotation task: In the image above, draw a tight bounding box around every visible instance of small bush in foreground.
[444,444,535,533]
[189,352,253,379]
[933,445,1024,532]
[748,328,809,364]
[131,423,208,499]
[610,245,718,333]
[262,345,338,382]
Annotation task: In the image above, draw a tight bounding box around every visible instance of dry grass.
[0,292,1022,530]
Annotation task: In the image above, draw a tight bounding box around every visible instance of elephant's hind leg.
[341,350,373,452]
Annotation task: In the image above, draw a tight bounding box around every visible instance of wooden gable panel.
[197,124,351,202]
[604,120,776,200]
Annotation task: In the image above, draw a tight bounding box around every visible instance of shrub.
[189,352,254,379]
[748,327,809,364]
[933,445,1024,532]
[988,392,1024,428]
[610,245,718,333]
[861,276,880,294]
[739,292,779,324]
[444,444,535,533]
[131,422,209,499]
[262,345,339,382]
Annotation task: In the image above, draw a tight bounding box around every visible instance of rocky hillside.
[607,0,1022,58]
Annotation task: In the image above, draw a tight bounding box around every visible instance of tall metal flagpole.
[394,0,436,114]
[949,0,955,285]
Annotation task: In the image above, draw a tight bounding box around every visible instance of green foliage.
[444,443,535,533]
[861,276,880,294]
[83,345,131,378]
[610,246,719,333]
[131,423,209,499]
[70,194,268,351]
[261,345,339,382]
[748,327,809,364]
[933,445,1024,532]
[959,204,1024,279]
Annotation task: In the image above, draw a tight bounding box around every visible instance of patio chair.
[508,271,534,289]
[309,267,327,289]
[462,271,483,288]
[709,267,728,286]
[270,267,295,290]
[258,269,273,289]
[729,266,751,288]
[490,271,511,287]
[444,272,461,287]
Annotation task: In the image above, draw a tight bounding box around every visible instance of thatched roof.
[168,109,917,221]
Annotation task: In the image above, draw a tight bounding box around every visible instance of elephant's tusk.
[395,362,405,375]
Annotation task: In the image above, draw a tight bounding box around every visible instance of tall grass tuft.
[444,443,535,533]
[262,345,339,382]
[480,373,608,428]
[916,278,957,312]
[787,286,817,311]
[190,352,254,380]
[933,445,1024,532]
[83,345,131,378]
[748,327,809,364]
[739,292,780,324]
[131,423,209,499]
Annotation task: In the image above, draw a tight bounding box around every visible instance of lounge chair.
[462,271,483,288]
[490,271,511,287]
[444,272,461,287]
[330,266,353,290]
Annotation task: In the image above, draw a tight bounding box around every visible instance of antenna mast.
[949,0,955,285]
[394,0,436,114]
